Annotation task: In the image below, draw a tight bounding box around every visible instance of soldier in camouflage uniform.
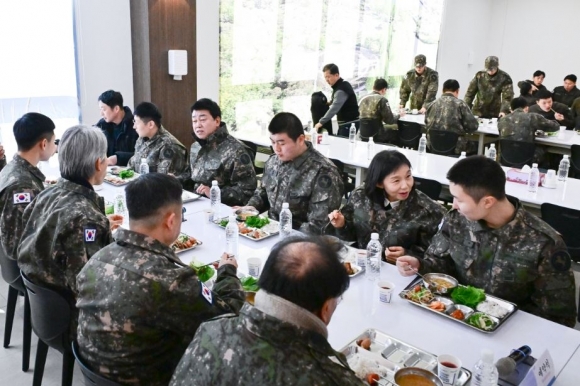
[498,97,560,165]
[186,98,256,206]
[18,126,118,337]
[77,174,244,386]
[399,54,439,113]
[170,236,364,386]
[358,78,402,144]
[426,79,479,155]
[246,112,344,235]
[127,102,189,182]
[464,56,514,118]
[329,151,445,263]
[528,89,575,130]
[0,113,56,262]
[397,157,576,327]
[552,74,580,107]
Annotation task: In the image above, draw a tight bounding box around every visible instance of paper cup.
[378,281,395,303]
[204,209,214,224]
[356,250,367,268]
[437,354,462,385]
[247,257,262,277]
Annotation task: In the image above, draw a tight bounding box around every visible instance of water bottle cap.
[212,180,218,186]
[421,133,426,137]
[532,163,538,168]
[141,158,147,163]
[282,202,289,209]
[371,233,379,240]
[481,349,495,363]
[350,123,355,128]
[563,155,569,159]
[368,137,374,142]
[461,152,466,156]
[490,144,495,148]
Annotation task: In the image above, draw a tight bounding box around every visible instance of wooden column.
[131,0,197,149]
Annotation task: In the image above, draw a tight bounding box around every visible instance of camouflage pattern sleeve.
[500,76,514,114]
[246,185,269,212]
[531,113,559,133]
[126,153,136,170]
[399,76,411,107]
[463,76,478,109]
[159,144,190,182]
[424,71,439,107]
[555,103,575,129]
[410,203,447,259]
[332,193,358,241]
[418,213,458,275]
[220,150,257,206]
[460,102,479,133]
[378,98,397,125]
[299,167,344,235]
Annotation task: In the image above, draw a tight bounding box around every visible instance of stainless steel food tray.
[181,190,201,203]
[340,328,471,386]
[399,277,518,334]
[103,170,140,186]
[213,216,279,241]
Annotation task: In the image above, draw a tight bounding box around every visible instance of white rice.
[476,300,509,318]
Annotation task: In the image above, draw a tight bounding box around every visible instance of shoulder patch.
[430,73,438,81]
[84,228,97,243]
[240,153,252,165]
[318,174,332,189]
[162,147,175,158]
[200,281,213,304]
[550,250,571,272]
[13,192,31,204]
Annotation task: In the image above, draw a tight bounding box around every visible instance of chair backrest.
[541,203,580,262]
[498,139,536,168]
[570,144,580,178]
[336,120,360,138]
[428,129,459,156]
[359,118,382,142]
[21,271,71,351]
[413,177,442,201]
[397,121,422,150]
[239,139,257,161]
[72,341,122,386]
[0,247,24,291]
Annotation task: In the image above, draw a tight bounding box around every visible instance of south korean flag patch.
[13,193,31,204]
[200,281,213,304]
[84,228,97,243]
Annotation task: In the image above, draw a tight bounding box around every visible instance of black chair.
[397,121,422,150]
[239,139,264,175]
[541,203,580,263]
[21,272,75,386]
[330,159,355,199]
[359,118,382,142]
[72,341,121,386]
[498,139,535,168]
[336,119,360,138]
[570,144,580,179]
[0,249,31,371]
[413,177,442,201]
[428,129,459,156]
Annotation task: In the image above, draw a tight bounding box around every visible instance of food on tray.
[343,262,359,276]
[429,278,454,289]
[250,229,267,239]
[476,300,510,319]
[366,373,379,386]
[235,208,259,221]
[105,175,125,184]
[404,285,435,304]
[450,309,465,320]
[450,285,485,308]
[466,313,496,331]
[171,234,199,251]
[241,276,259,292]
[427,301,446,312]
[396,374,436,386]
[356,338,372,350]
[189,261,215,283]
[118,169,135,179]
[219,218,229,227]
[245,215,270,228]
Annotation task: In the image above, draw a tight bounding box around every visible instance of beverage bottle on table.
[225,214,239,258]
[528,163,539,193]
[349,123,357,143]
[418,134,427,155]
[279,202,292,239]
[367,137,375,160]
[139,158,149,174]
[209,180,221,222]
[458,151,467,160]
[558,155,570,181]
[366,233,381,281]
[472,349,499,386]
[487,144,496,161]
[114,193,127,217]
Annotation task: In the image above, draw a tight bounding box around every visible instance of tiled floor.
[0,266,579,385]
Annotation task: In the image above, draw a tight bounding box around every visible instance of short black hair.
[13,113,56,151]
[365,151,412,205]
[373,78,388,91]
[533,70,545,78]
[134,102,162,128]
[447,156,506,202]
[322,63,339,75]
[564,74,577,83]
[125,173,182,221]
[98,90,124,109]
[259,236,350,313]
[519,81,533,95]
[511,97,528,110]
[268,112,304,141]
[535,89,553,100]
[190,98,222,119]
[442,79,460,92]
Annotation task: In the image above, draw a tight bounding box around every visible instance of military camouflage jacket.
[18,178,112,298]
[0,155,45,261]
[425,93,479,154]
[334,186,445,257]
[498,108,559,142]
[399,67,439,109]
[419,197,577,327]
[76,228,245,386]
[359,91,399,124]
[170,293,365,386]
[247,142,343,235]
[464,69,514,117]
[528,102,574,130]
[187,123,257,206]
[127,125,190,182]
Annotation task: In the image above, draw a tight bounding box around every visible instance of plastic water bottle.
[487,144,496,161]
[471,349,499,386]
[349,123,357,143]
[366,233,382,281]
[114,193,127,217]
[209,180,221,222]
[528,163,539,193]
[558,155,570,181]
[367,137,375,160]
[458,151,467,160]
[225,214,239,257]
[139,158,149,174]
[418,134,427,155]
[279,202,292,239]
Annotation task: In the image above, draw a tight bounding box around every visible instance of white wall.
[196,0,220,102]
[74,0,134,125]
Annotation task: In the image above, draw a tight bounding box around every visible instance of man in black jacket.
[314,63,359,135]
[96,90,138,166]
